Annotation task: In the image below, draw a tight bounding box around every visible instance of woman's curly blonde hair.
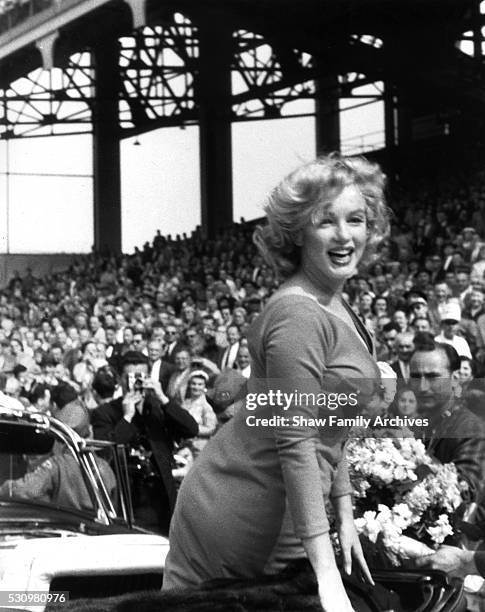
[253,154,390,279]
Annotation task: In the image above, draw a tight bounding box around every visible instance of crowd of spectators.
[0,0,53,34]
[1,152,485,530]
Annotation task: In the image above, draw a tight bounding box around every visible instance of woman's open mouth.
[327,248,354,266]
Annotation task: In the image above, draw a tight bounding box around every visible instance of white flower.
[427,514,453,545]
[355,510,383,544]
[403,482,431,515]
[392,503,415,530]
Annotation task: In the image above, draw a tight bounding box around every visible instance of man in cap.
[434,302,472,359]
[406,289,440,331]
[410,333,485,510]
[0,400,115,510]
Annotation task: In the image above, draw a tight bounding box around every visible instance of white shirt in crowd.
[434,333,472,359]
[221,342,240,370]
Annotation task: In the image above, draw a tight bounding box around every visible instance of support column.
[315,74,340,154]
[384,81,397,151]
[196,16,233,240]
[472,0,483,68]
[384,80,397,179]
[396,82,412,176]
[397,88,412,150]
[92,37,122,255]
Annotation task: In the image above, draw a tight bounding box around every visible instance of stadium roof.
[0,0,482,117]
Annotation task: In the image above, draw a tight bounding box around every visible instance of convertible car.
[0,406,168,611]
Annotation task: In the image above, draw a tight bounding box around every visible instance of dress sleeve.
[330,449,353,498]
[264,297,336,540]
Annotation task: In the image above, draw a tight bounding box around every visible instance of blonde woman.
[164,156,389,612]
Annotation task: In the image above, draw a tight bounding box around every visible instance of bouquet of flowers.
[347,431,468,566]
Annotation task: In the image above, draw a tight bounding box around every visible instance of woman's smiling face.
[300,185,367,290]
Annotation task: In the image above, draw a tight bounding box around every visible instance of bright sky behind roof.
[0,86,383,254]
[1,0,482,255]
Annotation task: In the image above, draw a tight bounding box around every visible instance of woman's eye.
[350,216,365,224]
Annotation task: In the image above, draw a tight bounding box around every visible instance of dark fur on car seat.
[45,559,398,612]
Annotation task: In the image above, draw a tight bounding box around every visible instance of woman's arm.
[264,297,358,611]
[302,533,354,612]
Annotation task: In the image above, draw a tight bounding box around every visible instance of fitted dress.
[163,290,380,589]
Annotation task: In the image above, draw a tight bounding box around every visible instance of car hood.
[0,505,169,609]
[0,499,129,537]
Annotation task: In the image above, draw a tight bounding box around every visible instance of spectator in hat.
[435,302,472,359]
[181,370,217,454]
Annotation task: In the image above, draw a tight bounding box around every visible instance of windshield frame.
[0,410,130,527]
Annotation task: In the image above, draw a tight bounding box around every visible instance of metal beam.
[315,73,340,154]
[196,16,233,239]
[0,0,112,63]
[92,37,122,255]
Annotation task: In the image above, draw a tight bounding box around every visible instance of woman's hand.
[333,495,374,585]
[338,517,374,585]
[318,567,355,612]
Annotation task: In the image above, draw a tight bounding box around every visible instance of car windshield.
[0,415,122,522]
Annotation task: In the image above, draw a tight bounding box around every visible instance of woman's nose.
[334,221,351,241]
